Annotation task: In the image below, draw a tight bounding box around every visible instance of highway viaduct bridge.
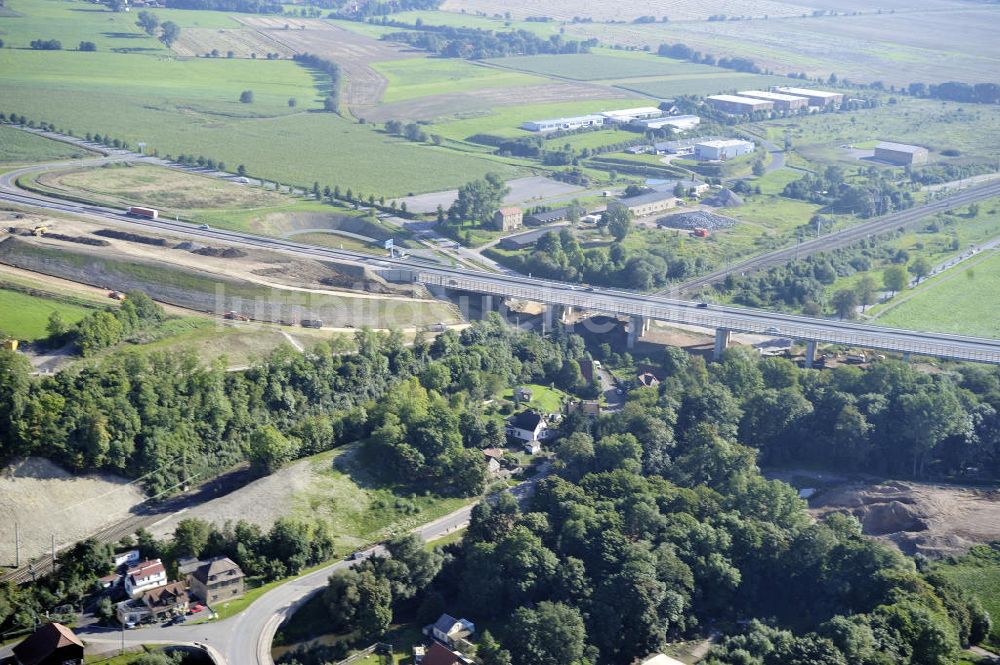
[380,268,1000,367]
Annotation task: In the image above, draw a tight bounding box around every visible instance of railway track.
[671,179,1000,294]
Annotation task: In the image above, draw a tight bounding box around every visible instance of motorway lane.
[4,169,1000,363]
[4,161,1000,364]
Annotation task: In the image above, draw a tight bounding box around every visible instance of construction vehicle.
[223,311,250,321]
[31,225,47,236]
[300,319,323,329]
[108,291,127,301]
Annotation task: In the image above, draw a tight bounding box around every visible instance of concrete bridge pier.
[804,340,817,369]
[479,294,494,320]
[903,351,911,363]
[713,328,731,360]
[627,315,650,349]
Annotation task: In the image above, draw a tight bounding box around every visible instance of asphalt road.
[3,160,1000,364]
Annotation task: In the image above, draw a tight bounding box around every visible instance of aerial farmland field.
[0,125,93,163]
[372,58,550,103]
[874,250,1000,339]
[484,52,722,81]
[440,0,812,21]
[0,49,520,196]
[616,72,793,99]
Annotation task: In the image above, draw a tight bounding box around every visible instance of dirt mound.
[173,241,204,251]
[811,479,1000,558]
[94,228,169,247]
[192,246,247,259]
[855,500,928,535]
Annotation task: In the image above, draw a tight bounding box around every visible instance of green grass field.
[0,49,519,196]
[935,545,1000,646]
[0,0,239,52]
[431,97,640,141]
[874,250,1000,339]
[373,58,549,103]
[762,98,1000,163]
[0,286,96,341]
[485,52,721,81]
[0,125,92,163]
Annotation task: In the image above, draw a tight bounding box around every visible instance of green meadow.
[373,58,549,103]
[486,52,722,81]
[0,50,518,195]
[874,250,1000,339]
[0,287,96,341]
[0,0,238,51]
[0,125,93,162]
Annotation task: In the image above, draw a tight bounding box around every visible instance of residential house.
[176,556,204,577]
[143,581,189,618]
[492,207,523,232]
[124,559,167,598]
[636,364,667,388]
[482,448,505,476]
[427,613,475,647]
[640,655,687,665]
[507,411,552,451]
[116,599,152,626]
[113,549,141,569]
[12,622,84,665]
[421,642,464,665]
[187,557,245,605]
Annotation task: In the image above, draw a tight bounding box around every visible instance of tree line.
[291,53,340,113]
[382,26,596,59]
[163,0,281,13]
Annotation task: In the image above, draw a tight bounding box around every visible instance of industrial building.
[737,90,809,111]
[525,207,570,225]
[705,94,775,115]
[694,139,755,161]
[610,190,680,218]
[773,87,844,107]
[873,141,929,165]
[521,114,606,132]
[633,115,701,132]
[601,107,663,123]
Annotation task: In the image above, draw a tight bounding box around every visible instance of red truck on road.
[126,206,159,220]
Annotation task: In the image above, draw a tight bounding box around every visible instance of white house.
[507,411,551,443]
[124,559,167,598]
[426,613,476,647]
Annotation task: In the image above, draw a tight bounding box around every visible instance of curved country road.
[73,470,546,665]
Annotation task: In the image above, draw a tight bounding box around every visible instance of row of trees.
[383,26,596,59]
[135,11,181,47]
[291,52,341,113]
[162,0,281,13]
[657,41,760,73]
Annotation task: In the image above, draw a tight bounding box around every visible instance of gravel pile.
[173,241,205,251]
[658,210,737,231]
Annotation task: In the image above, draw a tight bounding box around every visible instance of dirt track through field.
[230,18,423,115]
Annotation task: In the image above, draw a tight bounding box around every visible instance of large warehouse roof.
[876,141,928,154]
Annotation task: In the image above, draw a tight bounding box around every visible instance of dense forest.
[5,314,1000,663]
[286,350,996,663]
[0,310,593,497]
